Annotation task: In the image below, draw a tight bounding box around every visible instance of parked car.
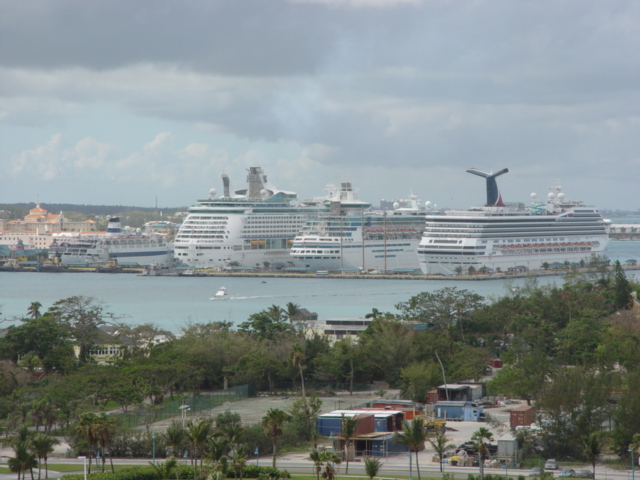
[571,470,594,478]
[529,468,543,477]
[545,459,558,470]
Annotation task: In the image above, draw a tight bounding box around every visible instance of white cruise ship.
[417,168,609,275]
[290,183,436,272]
[174,167,323,268]
[49,218,173,266]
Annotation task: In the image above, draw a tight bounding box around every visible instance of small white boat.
[210,286,229,300]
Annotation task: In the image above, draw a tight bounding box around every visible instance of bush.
[241,465,290,479]
[62,465,196,480]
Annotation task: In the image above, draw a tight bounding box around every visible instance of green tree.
[238,307,292,341]
[612,260,632,310]
[261,408,290,468]
[290,343,307,403]
[284,302,301,324]
[94,413,117,473]
[27,302,43,319]
[75,413,99,474]
[395,287,485,331]
[186,418,212,476]
[309,449,323,480]
[230,443,248,480]
[428,432,455,472]
[9,442,38,480]
[395,419,427,480]
[364,456,382,480]
[341,414,362,474]
[471,427,494,480]
[580,431,603,478]
[31,433,59,479]
[319,450,341,480]
[47,296,116,363]
[150,457,178,480]
[163,421,186,458]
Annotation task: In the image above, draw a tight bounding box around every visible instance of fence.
[114,384,250,429]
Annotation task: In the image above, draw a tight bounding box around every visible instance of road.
[1,455,634,480]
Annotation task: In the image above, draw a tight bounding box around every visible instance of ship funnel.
[466,168,509,206]
[222,174,230,198]
[105,217,122,238]
[246,167,266,200]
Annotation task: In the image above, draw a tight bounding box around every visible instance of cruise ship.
[290,183,436,272]
[417,168,609,275]
[173,167,324,268]
[49,218,173,266]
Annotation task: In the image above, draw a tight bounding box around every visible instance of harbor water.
[1,241,638,332]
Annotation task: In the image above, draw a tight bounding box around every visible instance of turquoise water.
[1,242,638,332]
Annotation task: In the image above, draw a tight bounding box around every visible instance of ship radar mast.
[466,167,509,206]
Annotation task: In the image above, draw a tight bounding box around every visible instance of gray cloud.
[0,0,638,209]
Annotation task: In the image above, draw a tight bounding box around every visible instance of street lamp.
[96,451,101,470]
[502,463,508,480]
[255,447,259,467]
[152,432,157,465]
[629,447,635,480]
[78,456,87,480]
[406,452,413,480]
[179,405,190,428]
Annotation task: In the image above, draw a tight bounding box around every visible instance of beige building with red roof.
[4,204,96,234]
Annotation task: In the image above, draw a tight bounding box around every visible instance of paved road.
[3,456,634,480]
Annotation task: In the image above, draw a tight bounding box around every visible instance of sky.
[1,0,639,211]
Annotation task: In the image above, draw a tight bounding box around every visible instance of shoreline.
[1,263,638,281]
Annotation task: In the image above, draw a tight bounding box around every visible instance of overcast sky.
[1,0,638,211]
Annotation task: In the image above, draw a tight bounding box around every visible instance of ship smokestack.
[466,168,509,206]
[222,174,230,198]
[105,217,122,238]
[246,167,265,200]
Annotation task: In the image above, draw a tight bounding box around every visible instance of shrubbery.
[61,464,290,480]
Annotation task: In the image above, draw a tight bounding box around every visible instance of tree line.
[0,260,638,470]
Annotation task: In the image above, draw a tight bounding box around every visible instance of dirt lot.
[193,389,388,425]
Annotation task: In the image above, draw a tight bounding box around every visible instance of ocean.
[1,241,638,333]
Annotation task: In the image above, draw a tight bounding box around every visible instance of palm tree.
[150,457,178,480]
[364,456,382,480]
[471,427,494,480]
[428,431,455,472]
[309,449,323,480]
[9,442,38,480]
[220,420,244,445]
[581,431,603,479]
[284,302,301,324]
[365,308,381,319]
[31,433,60,479]
[630,433,640,465]
[319,450,341,480]
[207,437,230,473]
[163,421,186,458]
[395,419,427,480]
[27,301,42,319]
[75,412,99,474]
[261,408,290,468]
[230,443,248,480]
[186,418,212,477]
[290,343,307,403]
[94,413,117,473]
[341,414,363,474]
